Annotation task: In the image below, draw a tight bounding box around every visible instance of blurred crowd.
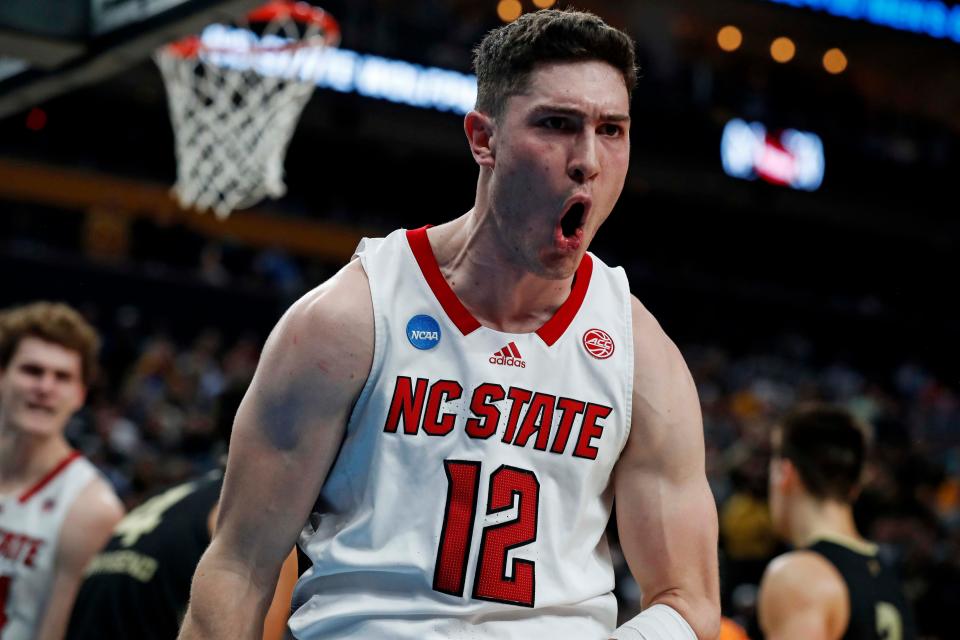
[56,299,960,638]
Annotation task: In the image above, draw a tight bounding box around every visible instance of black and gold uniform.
[808,535,916,640]
[66,469,223,640]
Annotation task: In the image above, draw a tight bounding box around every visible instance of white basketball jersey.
[0,451,97,639]
[290,227,634,639]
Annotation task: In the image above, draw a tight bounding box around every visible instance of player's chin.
[17,412,62,436]
[538,246,585,280]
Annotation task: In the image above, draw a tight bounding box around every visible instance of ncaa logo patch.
[583,328,614,359]
[406,314,441,350]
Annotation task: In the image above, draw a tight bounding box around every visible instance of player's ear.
[464,110,495,169]
[779,458,801,493]
[71,382,88,413]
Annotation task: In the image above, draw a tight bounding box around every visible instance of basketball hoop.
[155,1,340,218]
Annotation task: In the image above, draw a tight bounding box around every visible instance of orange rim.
[162,1,339,59]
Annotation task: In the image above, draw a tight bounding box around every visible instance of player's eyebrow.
[529,105,631,123]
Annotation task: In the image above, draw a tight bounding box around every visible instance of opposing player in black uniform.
[65,468,297,640]
[758,404,915,640]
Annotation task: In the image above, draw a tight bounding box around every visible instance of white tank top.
[290,227,634,639]
[0,451,97,639]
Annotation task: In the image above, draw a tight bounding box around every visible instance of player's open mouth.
[554,197,591,251]
[561,202,586,237]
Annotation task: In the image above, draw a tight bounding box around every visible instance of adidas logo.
[489,341,526,368]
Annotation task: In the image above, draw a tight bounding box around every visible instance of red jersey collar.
[406,226,592,346]
[19,450,82,503]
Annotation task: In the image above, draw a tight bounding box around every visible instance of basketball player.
[180,9,720,639]
[758,405,916,639]
[0,302,124,639]
[65,468,298,640]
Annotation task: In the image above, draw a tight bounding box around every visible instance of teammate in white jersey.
[0,302,124,640]
[181,9,720,640]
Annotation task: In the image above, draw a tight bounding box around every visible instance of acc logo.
[583,328,614,359]
[406,315,441,350]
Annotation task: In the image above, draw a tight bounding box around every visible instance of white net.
[155,3,338,218]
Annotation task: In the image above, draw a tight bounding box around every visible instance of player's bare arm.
[178,259,374,640]
[758,550,849,640]
[35,477,124,640]
[204,500,300,640]
[611,296,720,640]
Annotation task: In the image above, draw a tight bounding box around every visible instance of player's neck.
[428,211,577,333]
[789,496,862,548]
[0,424,72,493]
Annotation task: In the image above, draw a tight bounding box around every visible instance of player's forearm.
[179,557,277,639]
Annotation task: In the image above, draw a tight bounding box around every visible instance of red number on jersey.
[433,460,481,596]
[433,461,540,607]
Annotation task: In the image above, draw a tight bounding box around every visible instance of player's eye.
[599,123,623,137]
[19,363,43,377]
[541,116,571,130]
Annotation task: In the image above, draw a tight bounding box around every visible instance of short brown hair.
[775,404,869,502]
[0,302,101,385]
[472,8,638,118]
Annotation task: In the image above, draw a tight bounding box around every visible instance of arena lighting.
[770,36,797,62]
[199,25,478,114]
[720,118,825,191]
[717,25,744,51]
[764,0,960,44]
[497,0,523,23]
[822,47,849,73]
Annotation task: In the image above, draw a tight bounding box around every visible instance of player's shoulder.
[287,258,371,326]
[271,259,373,354]
[760,550,849,638]
[59,473,124,559]
[628,295,690,386]
[257,259,374,395]
[761,549,848,605]
[72,473,125,527]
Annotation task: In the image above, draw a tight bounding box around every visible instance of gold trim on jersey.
[807,531,879,557]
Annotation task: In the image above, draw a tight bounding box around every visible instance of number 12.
[432,460,540,607]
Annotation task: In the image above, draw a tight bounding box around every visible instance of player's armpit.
[179,260,374,640]
[612,297,720,640]
[36,478,124,640]
[758,551,849,640]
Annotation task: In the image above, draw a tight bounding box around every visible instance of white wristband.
[609,604,697,640]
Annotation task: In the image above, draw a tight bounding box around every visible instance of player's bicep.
[212,262,373,578]
[614,461,717,600]
[613,297,719,637]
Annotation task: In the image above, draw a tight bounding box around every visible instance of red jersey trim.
[19,450,82,504]
[536,253,593,346]
[406,227,594,346]
[407,227,482,336]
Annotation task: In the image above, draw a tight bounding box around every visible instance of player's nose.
[567,132,600,184]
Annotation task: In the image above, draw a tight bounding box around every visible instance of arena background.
[1,0,958,636]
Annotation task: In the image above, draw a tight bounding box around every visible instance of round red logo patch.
[583,328,615,359]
